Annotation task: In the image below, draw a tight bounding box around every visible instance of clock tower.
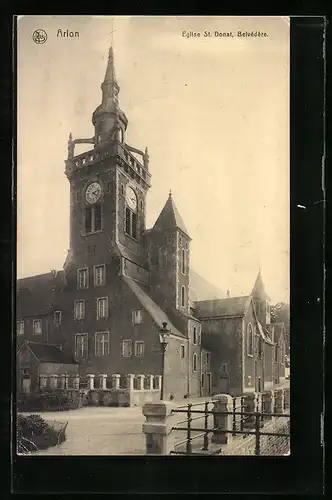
[63,46,151,287]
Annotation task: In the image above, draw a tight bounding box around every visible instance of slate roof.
[152,193,190,237]
[20,341,77,364]
[189,269,225,304]
[117,243,148,269]
[17,271,65,317]
[122,276,185,338]
[194,296,250,318]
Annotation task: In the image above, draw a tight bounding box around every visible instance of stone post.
[211,394,233,445]
[142,401,176,455]
[274,389,285,414]
[136,374,145,391]
[99,374,107,390]
[72,374,80,390]
[127,374,135,391]
[262,390,274,420]
[49,374,58,390]
[244,393,256,428]
[112,373,121,389]
[39,374,47,390]
[87,374,95,390]
[148,375,154,390]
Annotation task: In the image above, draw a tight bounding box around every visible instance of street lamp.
[159,321,171,400]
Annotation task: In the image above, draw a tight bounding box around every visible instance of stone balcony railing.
[38,373,161,407]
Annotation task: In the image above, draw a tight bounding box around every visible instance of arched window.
[193,326,197,345]
[181,286,185,307]
[159,247,167,270]
[193,353,197,372]
[247,323,254,356]
[181,248,186,274]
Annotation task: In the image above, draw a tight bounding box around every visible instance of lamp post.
[159,321,171,401]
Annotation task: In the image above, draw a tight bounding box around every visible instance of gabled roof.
[189,269,225,305]
[17,271,65,317]
[194,296,250,319]
[256,322,274,345]
[152,192,190,237]
[18,341,77,365]
[122,276,185,338]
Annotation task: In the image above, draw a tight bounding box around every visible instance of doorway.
[207,373,211,395]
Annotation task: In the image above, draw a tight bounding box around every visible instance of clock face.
[125,185,137,212]
[85,182,102,204]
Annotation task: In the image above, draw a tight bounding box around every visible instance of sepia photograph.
[16,15,290,457]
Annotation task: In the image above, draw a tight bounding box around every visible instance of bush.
[18,390,82,412]
[16,414,62,453]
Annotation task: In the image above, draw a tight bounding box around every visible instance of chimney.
[51,269,58,279]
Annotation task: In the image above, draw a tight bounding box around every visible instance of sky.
[17,16,290,304]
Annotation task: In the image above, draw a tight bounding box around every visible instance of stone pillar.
[112,373,121,389]
[87,374,95,390]
[148,375,154,390]
[274,389,284,414]
[59,373,67,390]
[136,374,145,390]
[211,394,233,445]
[283,387,290,411]
[127,374,135,391]
[262,390,274,420]
[155,375,162,390]
[244,393,256,428]
[72,374,80,390]
[142,401,176,455]
[39,374,47,390]
[49,374,58,390]
[98,374,107,390]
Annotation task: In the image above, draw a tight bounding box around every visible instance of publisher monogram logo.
[32,29,48,44]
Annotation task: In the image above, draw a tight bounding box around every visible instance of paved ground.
[21,397,213,456]
[21,385,289,456]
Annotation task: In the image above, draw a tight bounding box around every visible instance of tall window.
[193,326,197,345]
[32,319,42,335]
[180,344,185,359]
[125,207,137,239]
[17,320,24,335]
[135,341,145,357]
[132,309,143,325]
[74,300,85,320]
[275,344,278,362]
[54,311,62,326]
[122,340,132,357]
[181,286,185,307]
[97,297,108,319]
[94,265,105,286]
[95,332,109,356]
[201,373,205,388]
[85,204,102,233]
[280,342,284,364]
[77,268,88,289]
[193,353,197,372]
[75,334,88,358]
[205,352,210,365]
[247,323,254,356]
[181,248,186,274]
[159,247,167,270]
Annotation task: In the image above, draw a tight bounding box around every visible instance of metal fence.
[170,393,290,456]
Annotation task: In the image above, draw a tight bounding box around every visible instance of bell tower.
[63,46,151,286]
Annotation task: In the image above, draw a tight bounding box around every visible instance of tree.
[270,302,290,354]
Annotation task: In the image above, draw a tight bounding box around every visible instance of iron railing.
[170,394,290,455]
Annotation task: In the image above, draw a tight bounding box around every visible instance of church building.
[16,47,285,400]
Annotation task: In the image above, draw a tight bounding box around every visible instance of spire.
[101,45,120,105]
[153,193,190,238]
[92,44,128,144]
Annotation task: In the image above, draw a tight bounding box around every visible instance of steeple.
[92,45,128,147]
[153,193,190,238]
